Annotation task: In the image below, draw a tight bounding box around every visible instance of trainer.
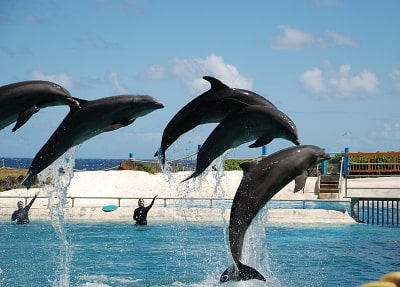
[133,195,158,225]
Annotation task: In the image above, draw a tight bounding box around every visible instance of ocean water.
[1,157,400,286]
[1,157,123,171]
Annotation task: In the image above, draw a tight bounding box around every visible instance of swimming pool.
[0,216,399,287]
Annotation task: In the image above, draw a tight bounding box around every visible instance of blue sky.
[1,0,400,161]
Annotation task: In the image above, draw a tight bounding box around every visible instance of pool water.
[1,217,399,287]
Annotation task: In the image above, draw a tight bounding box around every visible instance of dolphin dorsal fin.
[203,76,229,91]
[239,161,257,176]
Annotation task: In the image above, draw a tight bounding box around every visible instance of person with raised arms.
[133,195,158,225]
[11,191,39,224]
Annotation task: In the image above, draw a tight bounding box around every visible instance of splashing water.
[38,146,79,287]
[241,209,281,287]
[158,147,280,285]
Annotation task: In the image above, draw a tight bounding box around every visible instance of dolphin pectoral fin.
[103,124,124,132]
[12,105,40,132]
[220,262,266,283]
[154,147,166,167]
[21,173,34,189]
[181,170,201,182]
[294,171,308,193]
[103,118,136,132]
[248,137,272,148]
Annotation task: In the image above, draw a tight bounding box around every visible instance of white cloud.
[299,68,328,95]
[271,25,324,50]
[328,31,357,47]
[390,69,400,93]
[108,71,128,94]
[142,64,167,80]
[171,53,253,95]
[331,65,379,96]
[142,54,252,95]
[381,122,400,141]
[300,64,379,99]
[146,54,253,94]
[31,70,73,88]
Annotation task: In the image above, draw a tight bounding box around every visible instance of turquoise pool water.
[0,218,399,287]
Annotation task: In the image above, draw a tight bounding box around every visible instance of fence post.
[321,148,327,175]
[343,147,350,176]
[350,197,358,220]
[262,145,267,157]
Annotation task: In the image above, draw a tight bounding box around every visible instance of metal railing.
[350,197,400,226]
[0,195,350,210]
[344,174,400,198]
[346,152,400,175]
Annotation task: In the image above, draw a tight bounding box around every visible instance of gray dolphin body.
[220,145,330,282]
[183,105,300,181]
[155,76,276,166]
[22,95,164,188]
[0,80,80,132]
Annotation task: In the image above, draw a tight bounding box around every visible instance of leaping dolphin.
[0,80,81,132]
[183,105,300,181]
[155,76,276,166]
[220,145,330,282]
[22,95,164,189]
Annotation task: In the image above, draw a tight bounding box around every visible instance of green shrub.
[224,158,256,171]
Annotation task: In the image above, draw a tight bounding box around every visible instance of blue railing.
[350,197,400,226]
[0,195,349,210]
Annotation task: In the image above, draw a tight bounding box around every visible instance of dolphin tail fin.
[21,173,34,189]
[220,262,266,283]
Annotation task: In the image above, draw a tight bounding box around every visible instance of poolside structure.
[343,151,400,226]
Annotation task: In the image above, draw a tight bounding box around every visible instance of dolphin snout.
[155,102,164,109]
[322,153,331,160]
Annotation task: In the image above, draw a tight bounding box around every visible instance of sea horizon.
[1,157,126,171]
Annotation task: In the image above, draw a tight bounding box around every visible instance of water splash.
[38,146,79,287]
[159,147,280,285]
[241,209,281,286]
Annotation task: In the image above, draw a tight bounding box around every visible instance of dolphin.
[0,80,81,132]
[220,145,331,282]
[22,95,164,189]
[183,105,300,181]
[155,76,276,166]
